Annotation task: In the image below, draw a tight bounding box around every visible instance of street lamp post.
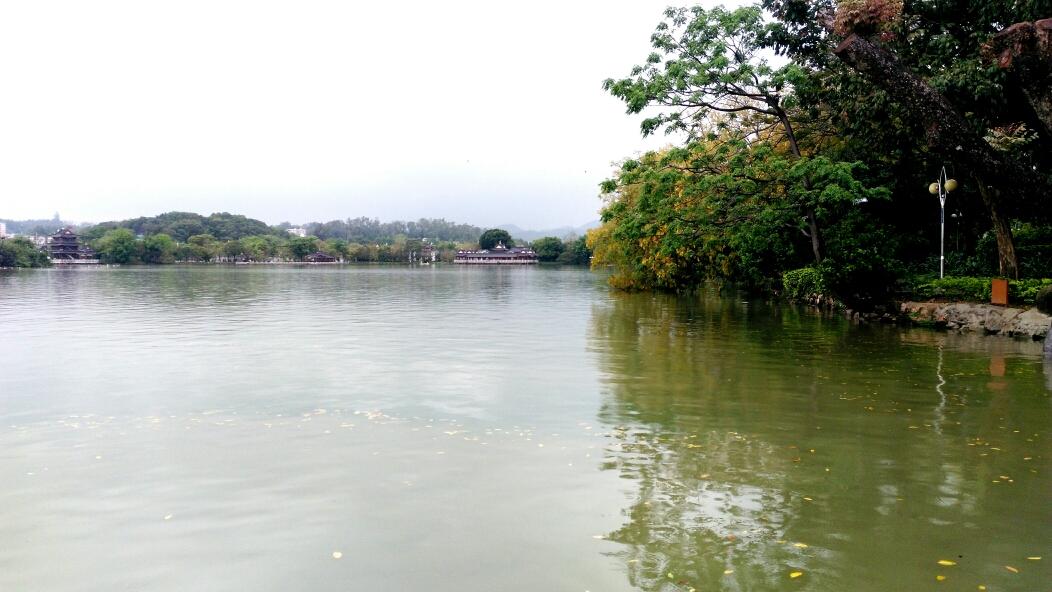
[928,167,958,279]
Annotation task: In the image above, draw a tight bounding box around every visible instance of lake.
[1,266,1049,591]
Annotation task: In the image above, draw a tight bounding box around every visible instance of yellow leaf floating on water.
[793,542,809,548]
[331,551,342,559]
[1005,565,1019,573]
[937,560,957,566]
[978,586,986,591]
[936,575,947,582]
[1026,556,1041,560]
[789,571,803,579]
[723,569,734,575]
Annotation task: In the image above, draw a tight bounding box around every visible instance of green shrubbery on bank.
[1037,287,1052,313]
[0,237,50,268]
[781,271,1052,307]
[909,277,1052,305]
[781,267,825,301]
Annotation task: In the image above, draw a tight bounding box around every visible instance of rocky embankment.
[899,302,1051,340]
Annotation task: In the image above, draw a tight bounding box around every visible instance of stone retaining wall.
[900,302,1051,340]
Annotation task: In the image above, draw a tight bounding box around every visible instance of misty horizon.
[0,0,716,230]
[1,209,601,236]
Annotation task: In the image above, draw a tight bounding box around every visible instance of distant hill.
[499,221,600,242]
[76,212,487,245]
[0,217,75,236]
[81,211,281,242]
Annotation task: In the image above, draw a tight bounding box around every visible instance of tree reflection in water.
[589,290,1052,591]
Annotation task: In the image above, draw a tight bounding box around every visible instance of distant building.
[48,227,81,260]
[47,227,98,263]
[454,242,537,264]
[287,227,307,238]
[421,243,438,263]
[0,222,7,238]
[304,251,337,263]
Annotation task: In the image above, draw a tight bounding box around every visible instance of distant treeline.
[1,211,592,267]
[84,229,590,265]
[73,212,487,264]
[88,230,466,264]
[74,212,485,244]
[306,217,483,243]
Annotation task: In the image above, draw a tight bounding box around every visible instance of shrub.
[782,267,825,300]
[0,237,50,268]
[972,224,1052,279]
[1035,286,1052,313]
[912,276,1052,304]
[913,276,991,301]
[815,210,902,307]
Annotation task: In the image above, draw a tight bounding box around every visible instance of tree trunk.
[776,108,824,263]
[973,175,1019,279]
[833,33,1030,276]
[984,18,1052,140]
[806,209,823,264]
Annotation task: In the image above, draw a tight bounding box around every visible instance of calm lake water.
[1,266,1049,591]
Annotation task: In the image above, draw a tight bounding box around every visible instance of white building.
[287,227,307,238]
[0,222,7,237]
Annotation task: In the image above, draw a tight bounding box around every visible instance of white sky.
[0,0,737,229]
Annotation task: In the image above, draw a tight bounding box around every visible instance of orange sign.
[991,278,1008,306]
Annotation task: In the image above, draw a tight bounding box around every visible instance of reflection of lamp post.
[950,211,963,251]
[928,167,958,278]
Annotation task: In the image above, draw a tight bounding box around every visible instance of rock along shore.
[898,301,1051,340]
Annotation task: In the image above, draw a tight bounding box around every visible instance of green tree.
[762,0,1052,278]
[604,5,827,263]
[165,219,206,242]
[94,228,139,264]
[287,236,318,260]
[557,236,592,265]
[222,239,244,260]
[532,237,565,262]
[327,239,350,261]
[345,242,366,262]
[241,235,274,261]
[186,234,219,262]
[141,234,176,264]
[593,136,888,295]
[0,237,50,267]
[478,228,513,250]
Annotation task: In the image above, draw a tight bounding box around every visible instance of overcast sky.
[0,0,738,229]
